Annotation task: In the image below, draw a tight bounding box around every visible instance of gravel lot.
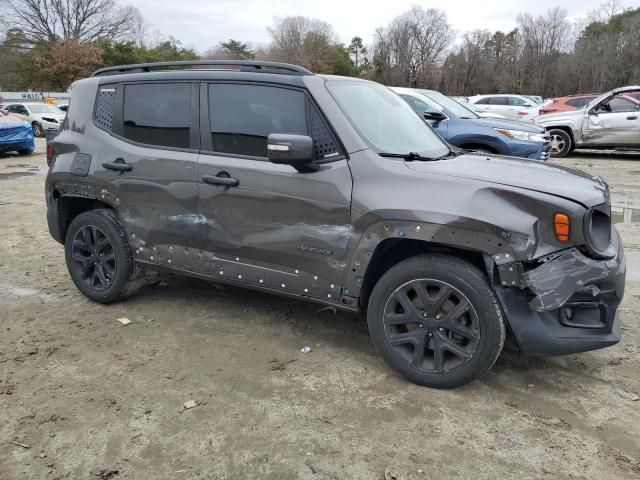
[1,139,639,480]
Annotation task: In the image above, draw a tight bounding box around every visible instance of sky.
[127,0,637,52]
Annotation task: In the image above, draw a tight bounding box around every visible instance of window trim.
[199,80,345,163]
[93,80,201,154]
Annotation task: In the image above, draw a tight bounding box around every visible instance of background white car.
[3,103,66,137]
[454,99,507,119]
[468,94,538,121]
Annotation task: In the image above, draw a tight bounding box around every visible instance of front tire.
[367,254,505,388]
[32,122,44,137]
[64,209,141,303]
[17,148,33,155]
[548,129,572,158]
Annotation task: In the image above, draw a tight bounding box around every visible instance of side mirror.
[267,133,317,173]
[423,109,446,121]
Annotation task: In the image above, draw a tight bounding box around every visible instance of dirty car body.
[45,61,625,388]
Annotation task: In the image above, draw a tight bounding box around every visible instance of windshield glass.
[420,91,479,119]
[326,81,450,157]
[28,104,63,114]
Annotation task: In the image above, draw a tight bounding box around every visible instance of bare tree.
[267,16,338,71]
[371,6,453,87]
[3,0,141,43]
[516,7,571,94]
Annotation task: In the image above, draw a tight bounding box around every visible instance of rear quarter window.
[94,86,117,131]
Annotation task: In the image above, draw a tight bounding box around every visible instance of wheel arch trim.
[342,218,530,307]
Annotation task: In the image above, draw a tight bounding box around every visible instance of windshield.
[326,81,450,158]
[420,91,479,119]
[28,104,63,114]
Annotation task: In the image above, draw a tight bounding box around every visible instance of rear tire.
[17,149,33,155]
[367,254,505,388]
[548,129,572,158]
[64,209,142,304]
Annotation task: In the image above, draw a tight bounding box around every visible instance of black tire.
[32,122,44,137]
[548,129,572,158]
[17,149,33,155]
[64,209,142,303]
[367,254,505,388]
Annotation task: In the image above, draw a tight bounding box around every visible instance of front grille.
[540,134,551,161]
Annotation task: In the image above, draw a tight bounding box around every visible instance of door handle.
[102,158,132,172]
[202,173,239,187]
[627,116,638,120]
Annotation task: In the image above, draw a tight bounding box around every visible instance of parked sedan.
[468,94,538,120]
[538,94,599,115]
[0,109,35,155]
[3,103,66,137]
[393,87,550,160]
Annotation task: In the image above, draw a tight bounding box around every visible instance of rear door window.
[121,83,192,149]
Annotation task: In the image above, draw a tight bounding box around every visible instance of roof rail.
[91,60,313,77]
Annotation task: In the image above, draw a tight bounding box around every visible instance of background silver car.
[535,86,640,157]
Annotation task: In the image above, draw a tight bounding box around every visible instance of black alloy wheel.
[70,225,117,291]
[367,254,505,388]
[383,278,480,373]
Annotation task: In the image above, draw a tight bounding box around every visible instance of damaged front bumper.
[495,228,625,356]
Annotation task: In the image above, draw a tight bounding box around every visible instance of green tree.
[97,39,142,66]
[220,39,255,59]
[329,45,356,76]
[97,37,199,67]
[0,29,31,90]
[347,36,367,70]
[143,37,199,62]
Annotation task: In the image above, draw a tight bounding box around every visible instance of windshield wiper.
[435,150,465,160]
[378,152,438,161]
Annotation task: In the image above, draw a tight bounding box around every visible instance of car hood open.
[405,153,608,207]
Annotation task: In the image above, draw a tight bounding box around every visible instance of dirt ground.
[1,139,639,480]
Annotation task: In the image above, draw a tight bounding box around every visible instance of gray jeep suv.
[46,61,626,388]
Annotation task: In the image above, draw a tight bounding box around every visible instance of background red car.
[538,94,599,115]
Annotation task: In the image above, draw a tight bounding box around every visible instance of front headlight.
[495,128,545,143]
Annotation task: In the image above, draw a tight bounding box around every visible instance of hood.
[463,116,544,133]
[478,112,506,119]
[535,109,582,125]
[37,112,65,120]
[405,153,607,207]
